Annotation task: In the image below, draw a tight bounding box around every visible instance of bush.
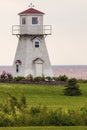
[34,76,45,82]
[25,74,34,81]
[0,94,86,126]
[0,71,13,81]
[53,77,59,81]
[14,76,25,81]
[30,106,41,115]
[53,75,68,81]
[64,78,82,96]
[45,76,53,81]
[0,71,7,80]
[58,75,68,81]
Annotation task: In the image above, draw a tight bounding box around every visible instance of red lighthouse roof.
[19,8,44,15]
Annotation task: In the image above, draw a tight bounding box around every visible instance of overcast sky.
[0,0,87,65]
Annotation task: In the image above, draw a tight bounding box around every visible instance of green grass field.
[0,83,87,129]
[0,83,87,109]
[0,126,87,130]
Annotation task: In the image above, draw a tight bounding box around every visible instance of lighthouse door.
[33,58,44,77]
[35,63,43,77]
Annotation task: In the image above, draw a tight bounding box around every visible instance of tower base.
[12,35,53,77]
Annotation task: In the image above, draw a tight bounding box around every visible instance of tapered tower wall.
[13,35,53,77]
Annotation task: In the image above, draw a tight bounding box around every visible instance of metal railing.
[12,25,52,35]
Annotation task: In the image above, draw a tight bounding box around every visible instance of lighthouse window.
[35,41,39,48]
[32,17,38,24]
[22,17,26,24]
[16,64,19,72]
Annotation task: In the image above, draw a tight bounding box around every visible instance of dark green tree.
[64,78,82,96]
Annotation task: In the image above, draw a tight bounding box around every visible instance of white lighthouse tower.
[12,6,53,77]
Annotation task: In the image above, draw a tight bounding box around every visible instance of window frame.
[16,64,19,73]
[32,17,38,25]
[22,17,26,25]
[15,60,22,73]
[35,41,39,48]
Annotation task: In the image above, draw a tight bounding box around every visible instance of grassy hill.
[0,83,87,109]
[0,83,87,129]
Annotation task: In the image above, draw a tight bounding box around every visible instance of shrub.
[30,106,41,116]
[7,73,13,81]
[25,74,33,81]
[14,76,24,81]
[53,75,68,81]
[58,75,68,81]
[0,71,7,80]
[34,76,45,82]
[20,95,27,108]
[64,78,82,96]
[45,76,52,81]
[53,77,57,81]
[0,71,13,81]
[53,77,59,81]
[48,111,59,125]
[0,96,86,126]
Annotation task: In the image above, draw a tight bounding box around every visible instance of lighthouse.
[12,6,53,77]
